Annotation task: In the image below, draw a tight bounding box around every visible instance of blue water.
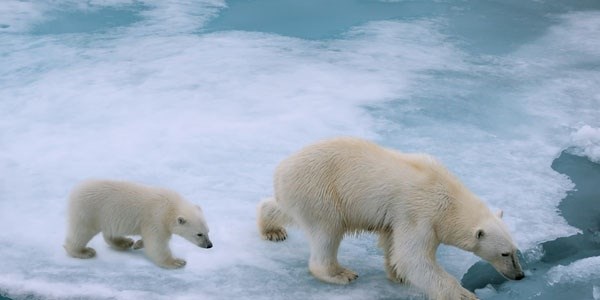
[206,0,600,54]
[1,1,599,299]
[462,152,600,299]
[28,4,144,35]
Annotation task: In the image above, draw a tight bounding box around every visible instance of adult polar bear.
[258,138,524,300]
[64,180,213,269]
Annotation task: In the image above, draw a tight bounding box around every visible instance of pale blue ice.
[0,1,599,299]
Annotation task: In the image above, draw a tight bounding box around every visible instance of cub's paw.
[133,239,144,250]
[112,237,134,250]
[162,258,187,269]
[171,258,187,268]
[262,228,287,242]
[71,247,96,259]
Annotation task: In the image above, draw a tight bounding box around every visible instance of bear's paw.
[458,288,479,300]
[74,247,96,259]
[132,239,144,250]
[312,266,359,285]
[162,258,187,269]
[262,228,287,242]
[109,237,134,250]
[331,268,359,284]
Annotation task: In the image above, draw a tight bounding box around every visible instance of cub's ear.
[475,228,485,240]
[496,210,504,219]
[177,217,187,225]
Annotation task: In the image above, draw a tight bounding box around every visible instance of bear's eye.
[197,233,204,237]
[501,252,510,257]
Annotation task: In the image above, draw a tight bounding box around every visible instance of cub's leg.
[142,231,185,269]
[64,224,99,259]
[307,228,358,284]
[257,197,289,241]
[103,233,134,251]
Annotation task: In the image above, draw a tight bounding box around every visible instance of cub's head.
[472,210,524,281]
[172,205,213,249]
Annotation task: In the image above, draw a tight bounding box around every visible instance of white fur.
[64,180,212,269]
[258,137,523,300]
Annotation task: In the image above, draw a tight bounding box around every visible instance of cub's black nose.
[206,242,213,249]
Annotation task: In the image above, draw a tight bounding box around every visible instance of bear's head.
[172,205,213,249]
[472,210,524,281]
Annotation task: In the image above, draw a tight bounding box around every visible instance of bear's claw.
[263,229,287,242]
[388,275,404,284]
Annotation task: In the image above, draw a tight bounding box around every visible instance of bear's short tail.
[257,197,291,242]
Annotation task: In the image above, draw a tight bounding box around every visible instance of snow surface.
[569,125,600,163]
[547,256,600,286]
[0,1,599,299]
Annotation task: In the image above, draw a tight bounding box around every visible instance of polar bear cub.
[258,137,524,300]
[64,180,212,269]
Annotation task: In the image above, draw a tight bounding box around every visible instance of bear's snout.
[515,272,525,280]
[502,270,525,281]
[199,239,213,249]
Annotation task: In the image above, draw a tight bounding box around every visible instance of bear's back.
[273,137,476,229]
[69,180,175,232]
[275,137,438,194]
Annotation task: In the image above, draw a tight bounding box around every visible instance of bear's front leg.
[391,226,478,300]
[399,254,477,300]
[142,232,186,269]
[64,226,99,259]
[307,229,358,284]
[378,230,403,283]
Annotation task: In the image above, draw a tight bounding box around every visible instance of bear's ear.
[475,228,485,240]
[496,210,504,219]
[177,217,187,225]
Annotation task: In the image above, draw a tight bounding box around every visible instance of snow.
[547,256,600,286]
[569,125,600,163]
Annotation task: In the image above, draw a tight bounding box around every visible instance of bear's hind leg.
[103,233,134,251]
[308,229,358,284]
[257,197,289,241]
[64,226,98,259]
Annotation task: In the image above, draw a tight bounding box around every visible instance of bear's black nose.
[206,242,213,249]
[515,272,525,280]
